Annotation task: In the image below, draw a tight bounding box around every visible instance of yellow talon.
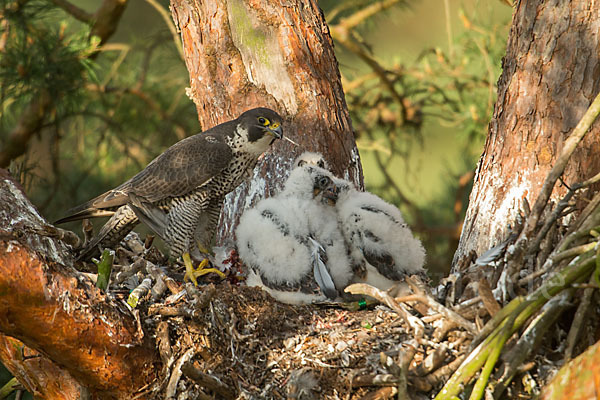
[193,258,226,279]
[183,255,226,284]
[182,252,199,286]
[193,266,226,279]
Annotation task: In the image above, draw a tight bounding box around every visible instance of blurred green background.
[0,0,510,395]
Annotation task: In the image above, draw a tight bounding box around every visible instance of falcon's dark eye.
[258,117,270,126]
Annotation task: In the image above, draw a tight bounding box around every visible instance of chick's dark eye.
[258,117,269,125]
[319,177,330,186]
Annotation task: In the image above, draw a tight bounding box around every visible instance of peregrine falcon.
[236,165,352,304]
[294,151,426,291]
[56,107,283,284]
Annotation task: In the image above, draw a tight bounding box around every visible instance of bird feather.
[308,236,337,300]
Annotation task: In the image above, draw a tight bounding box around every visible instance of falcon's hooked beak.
[265,123,283,139]
[266,123,299,146]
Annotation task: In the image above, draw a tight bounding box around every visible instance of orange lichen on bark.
[0,241,159,398]
[0,335,83,399]
[541,339,600,400]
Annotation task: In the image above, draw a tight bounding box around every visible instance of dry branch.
[0,171,159,398]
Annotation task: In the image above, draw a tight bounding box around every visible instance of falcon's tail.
[55,188,129,225]
[76,205,139,261]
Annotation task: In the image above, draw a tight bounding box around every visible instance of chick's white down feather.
[236,197,312,284]
[336,182,426,276]
[236,165,352,304]
[293,151,426,287]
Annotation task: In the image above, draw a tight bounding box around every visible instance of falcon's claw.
[184,257,226,282]
[192,262,226,279]
[182,252,199,286]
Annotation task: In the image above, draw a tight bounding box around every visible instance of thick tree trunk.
[0,171,160,399]
[169,0,363,243]
[453,0,600,271]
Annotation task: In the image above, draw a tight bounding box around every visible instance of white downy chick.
[294,151,426,292]
[236,165,351,304]
[335,178,426,291]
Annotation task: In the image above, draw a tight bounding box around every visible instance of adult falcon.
[56,107,284,284]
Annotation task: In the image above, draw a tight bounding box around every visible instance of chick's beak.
[322,186,338,205]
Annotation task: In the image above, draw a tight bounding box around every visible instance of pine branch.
[49,0,93,23]
[0,0,128,168]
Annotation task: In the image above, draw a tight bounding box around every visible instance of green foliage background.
[0,0,511,272]
[0,0,511,396]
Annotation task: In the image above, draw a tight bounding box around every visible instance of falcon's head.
[283,165,338,205]
[236,107,283,155]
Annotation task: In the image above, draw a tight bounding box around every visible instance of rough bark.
[169,0,363,243]
[453,0,600,270]
[0,170,160,399]
[541,337,600,400]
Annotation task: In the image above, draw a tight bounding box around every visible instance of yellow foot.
[192,258,226,280]
[183,254,226,285]
[182,252,199,286]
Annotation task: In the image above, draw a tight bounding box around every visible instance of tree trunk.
[0,170,160,399]
[169,0,363,243]
[453,0,600,271]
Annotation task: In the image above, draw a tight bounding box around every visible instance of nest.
[87,229,587,400]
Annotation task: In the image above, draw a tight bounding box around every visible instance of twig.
[414,343,448,376]
[477,278,501,316]
[345,283,424,338]
[49,0,92,22]
[144,0,184,61]
[561,192,600,242]
[581,170,600,187]
[93,249,114,291]
[436,254,597,400]
[353,374,400,387]
[127,278,152,308]
[469,296,523,351]
[395,293,476,334]
[564,273,597,362]
[113,258,146,286]
[404,277,477,334]
[145,260,181,295]
[335,0,406,31]
[358,387,398,400]
[551,241,597,264]
[156,321,173,369]
[469,320,513,400]
[443,0,454,58]
[380,352,407,398]
[0,377,20,399]
[526,185,580,258]
[493,291,573,399]
[165,348,194,398]
[412,354,466,393]
[182,361,236,399]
